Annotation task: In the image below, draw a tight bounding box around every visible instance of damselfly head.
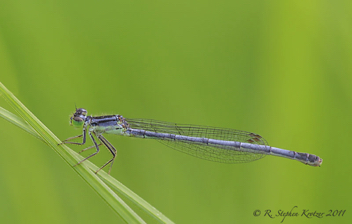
[70,108,87,128]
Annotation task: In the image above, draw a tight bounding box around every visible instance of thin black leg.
[59,129,87,145]
[74,131,99,166]
[78,143,102,154]
[95,135,117,174]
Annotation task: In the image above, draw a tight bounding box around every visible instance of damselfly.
[60,108,323,174]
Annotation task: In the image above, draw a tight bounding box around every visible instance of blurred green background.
[0,0,351,223]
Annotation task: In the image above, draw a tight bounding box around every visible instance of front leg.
[59,129,87,146]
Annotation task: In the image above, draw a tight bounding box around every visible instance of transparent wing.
[125,118,268,163]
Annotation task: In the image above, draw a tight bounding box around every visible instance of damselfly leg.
[60,129,117,174]
[95,135,117,174]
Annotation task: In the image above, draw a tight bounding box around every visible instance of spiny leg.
[58,134,82,145]
[59,129,87,146]
[102,137,117,175]
[78,143,102,154]
[95,135,117,174]
[100,135,117,174]
[74,131,100,167]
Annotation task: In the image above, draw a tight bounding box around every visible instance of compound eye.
[74,117,83,122]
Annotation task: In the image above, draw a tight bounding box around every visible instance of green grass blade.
[0,82,146,224]
[100,174,174,224]
[0,106,44,142]
[67,149,174,224]
[87,158,174,223]
[0,82,174,224]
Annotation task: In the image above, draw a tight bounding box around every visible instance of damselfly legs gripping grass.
[60,108,323,174]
